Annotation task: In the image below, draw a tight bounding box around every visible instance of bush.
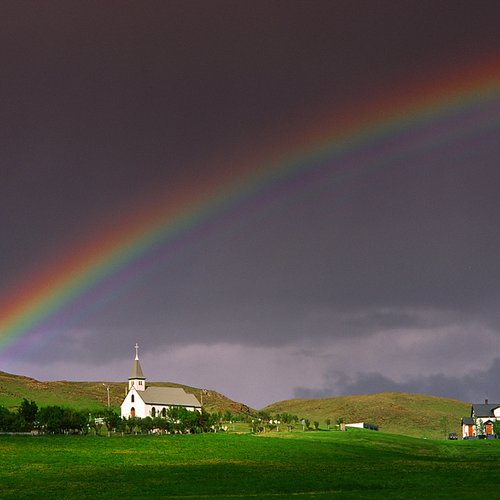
[0,406,17,431]
[37,406,87,434]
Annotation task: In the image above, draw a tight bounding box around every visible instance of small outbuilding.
[344,422,379,431]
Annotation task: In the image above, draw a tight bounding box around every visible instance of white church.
[120,344,202,419]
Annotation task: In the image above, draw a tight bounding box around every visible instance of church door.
[486,422,493,435]
[131,407,135,418]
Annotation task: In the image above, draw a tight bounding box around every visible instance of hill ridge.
[0,370,253,415]
[264,391,470,438]
[0,370,472,438]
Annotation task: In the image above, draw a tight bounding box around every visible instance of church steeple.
[128,343,146,391]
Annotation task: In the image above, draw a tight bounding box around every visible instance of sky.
[1,1,499,409]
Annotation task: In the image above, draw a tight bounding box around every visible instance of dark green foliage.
[257,409,271,421]
[100,408,122,433]
[0,400,39,432]
[1,399,221,436]
[17,399,38,430]
[274,412,297,424]
[493,420,500,437]
[139,416,154,433]
[476,419,486,437]
[0,406,17,431]
[37,406,87,434]
[122,407,217,435]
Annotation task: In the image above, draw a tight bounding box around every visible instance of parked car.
[448,432,458,440]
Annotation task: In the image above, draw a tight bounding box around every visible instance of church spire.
[128,343,145,391]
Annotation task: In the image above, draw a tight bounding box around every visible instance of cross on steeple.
[129,343,145,391]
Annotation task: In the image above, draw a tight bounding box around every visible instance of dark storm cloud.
[294,358,500,403]
[81,124,500,347]
[1,1,500,404]
[23,119,500,367]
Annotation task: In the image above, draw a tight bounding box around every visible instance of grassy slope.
[1,370,471,439]
[1,431,500,498]
[0,371,252,415]
[265,392,470,439]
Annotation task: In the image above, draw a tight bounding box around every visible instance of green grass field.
[1,430,499,498]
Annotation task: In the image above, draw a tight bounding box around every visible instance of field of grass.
[265,392,470,439]
[1,430,499,498]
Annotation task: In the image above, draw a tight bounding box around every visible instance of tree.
[126,416,141,434]
[257,410,271,422]
[37,406,64,434]
[337,417,344,430]
[313,421,319,430]
[492,420,500,437]
[37,406,87,434]
[165,407,201,433]
[326,418,331,430]
[0,406,15,432]
[17,399,38,431]
[150,416,162,433]
[277,412,294,424]
[197,410,216,433]
[474,418,486,438]
[139,416,154,434]
[63,408,87,433]
[102,408,121,437]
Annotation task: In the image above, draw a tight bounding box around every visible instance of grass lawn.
[1,430,499,498]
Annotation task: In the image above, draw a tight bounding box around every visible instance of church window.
[139,381,143,386]
[131,395,135,403]
[161,408,167,417]
[131,407,136,417]
[151,407,156,417]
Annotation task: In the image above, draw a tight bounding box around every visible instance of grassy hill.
[265,392,471,439]
[0,371,253,415]
[1,371,473,439]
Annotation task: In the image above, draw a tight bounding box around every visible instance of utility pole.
[102,384,110,408]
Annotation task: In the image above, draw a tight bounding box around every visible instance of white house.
[345,422,379,431]
[461,400,500,439]
[120,344,202,419]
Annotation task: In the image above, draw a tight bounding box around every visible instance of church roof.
[140,387,201,407]
[129,358,145,380]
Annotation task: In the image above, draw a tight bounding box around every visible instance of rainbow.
[1,58,499,357]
